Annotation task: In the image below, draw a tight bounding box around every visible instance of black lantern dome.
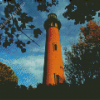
[44,13,61,30]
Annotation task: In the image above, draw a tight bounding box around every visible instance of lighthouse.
[43,13,65,86]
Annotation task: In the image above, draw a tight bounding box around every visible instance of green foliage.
[0,62,18,87]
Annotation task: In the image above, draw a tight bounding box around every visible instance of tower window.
[55,44,57,50]
[51,22,53,26]
[52,43,57,51]
[55,23,58,27]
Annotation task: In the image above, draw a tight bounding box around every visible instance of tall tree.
[63,0,100,25]
[64,20,100,85]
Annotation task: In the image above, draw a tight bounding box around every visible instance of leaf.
[47,2,52,7]
[18,18,21,21]
[26,16,33,22]
[20,23,26,29]
[33,28,42,38]
[21,48,26,53]
[8,24,12,27]
[16,26,21,31]
[5,28,9,31]
[22,42,25,46]
[3,42,7,48]
[11,27,16,34]
[13,18,18,27]
[16,34,19,37]
[27,41,30,44]
[27,25,35,29]
[1,17,6,20]
[9,38,13,43]
[8,33,13,38]
[80,27,85,32]
[19,45,22,49]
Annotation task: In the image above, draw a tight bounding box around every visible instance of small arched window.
[55,44,57,50]
[52,43,57,51]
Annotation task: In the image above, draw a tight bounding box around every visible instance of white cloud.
[35,58,44,66]
[25,60,36,66]
[11,55,44,72]
[0,54,44,87]
[30,46,45,53]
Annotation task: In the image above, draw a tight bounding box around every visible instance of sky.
[0,0,100,88]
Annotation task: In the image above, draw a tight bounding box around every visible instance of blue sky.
[0,0,100,88]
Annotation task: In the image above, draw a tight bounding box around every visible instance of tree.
[0,0,41,53]
[0,62,18,88]
[34,0,59,12]
[79,20,100,82]
[16,0,59,12]
[28,85,34,90]
[20,84,27,90]
[0,0,59,53]
[63,0,100,25]
[64,20,100,86]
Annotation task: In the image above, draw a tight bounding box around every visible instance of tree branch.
[20,30,40,47]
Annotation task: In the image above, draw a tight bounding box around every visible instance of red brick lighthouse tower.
[43,13,65,86]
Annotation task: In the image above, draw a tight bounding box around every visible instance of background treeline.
[0,80,99,99]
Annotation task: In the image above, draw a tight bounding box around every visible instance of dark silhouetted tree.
[0,0,42,53]
[63,0,100,25]
[64,20,100,86]
[28,85,34,90]
[17,0,59,12]
[0,0,59,53]
[20,84,27,91]
[35,0,59,12]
